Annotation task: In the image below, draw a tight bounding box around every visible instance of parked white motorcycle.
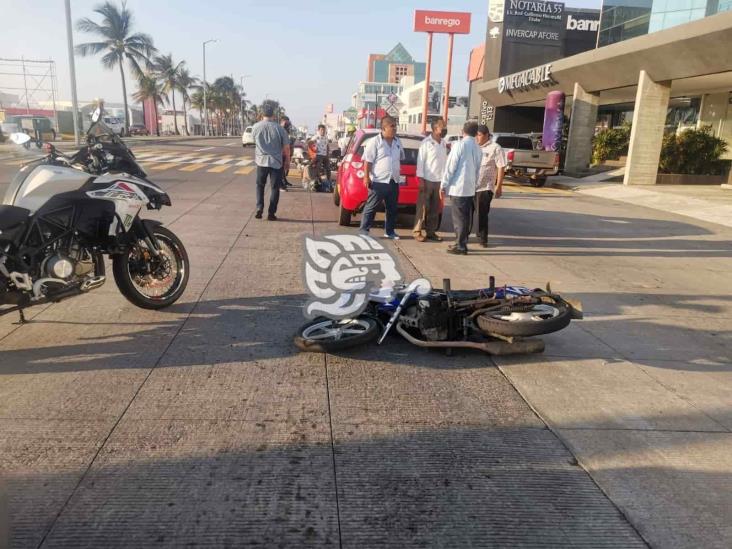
[1,108,189,321]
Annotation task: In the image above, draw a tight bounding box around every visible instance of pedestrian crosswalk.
[133,149,255,174]
[1,148,258,175]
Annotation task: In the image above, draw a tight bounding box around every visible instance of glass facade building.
[599,0,732,46]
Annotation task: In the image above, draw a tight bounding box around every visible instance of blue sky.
[3,0,601,129]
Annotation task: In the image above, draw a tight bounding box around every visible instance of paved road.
[0,139,729,548]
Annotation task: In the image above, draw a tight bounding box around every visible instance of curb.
[548,181,580,191]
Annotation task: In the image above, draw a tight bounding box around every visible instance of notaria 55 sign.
[414,10,471,34]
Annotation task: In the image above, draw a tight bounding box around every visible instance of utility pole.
[202,39,217,136]
[421,32,433,134]
[64,0,81,145]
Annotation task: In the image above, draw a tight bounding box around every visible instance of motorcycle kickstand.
[15,309,28,325]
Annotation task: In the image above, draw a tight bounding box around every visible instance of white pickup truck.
[493,133,560,187]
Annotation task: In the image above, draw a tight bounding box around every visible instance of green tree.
[154,53,185,135]
[132,72,164,136]
[75,1,156,133]
[176,67,198,136]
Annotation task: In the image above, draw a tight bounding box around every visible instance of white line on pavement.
[213,157,234,165]
[235,159,253,166]
[195,146,215,151]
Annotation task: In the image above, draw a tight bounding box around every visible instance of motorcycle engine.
[45,255,75,279]
[43,244,95,280]
[416,294,452,341]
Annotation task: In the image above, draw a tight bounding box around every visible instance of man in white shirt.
[413,119,447,242]
[475,125,506,247]
[440,121,482,255]
[359,116,404,240]
[313,124,330,182]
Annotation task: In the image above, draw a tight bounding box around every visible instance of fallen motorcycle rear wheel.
[476,302,571,337]
[294,316,379,352]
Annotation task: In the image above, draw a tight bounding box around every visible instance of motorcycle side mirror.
[9,133,31,145]
[91,108,102,123]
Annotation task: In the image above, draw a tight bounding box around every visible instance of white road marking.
[235,159,253,166]
[195,146,215,151]
[144,155,176,162]
[213,157,234,165]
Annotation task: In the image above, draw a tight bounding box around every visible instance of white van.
[102,116,125,135]
[241,126,254,147]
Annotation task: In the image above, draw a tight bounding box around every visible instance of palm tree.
[154,53,185,135]
[76,1,156,133]
[176,67,198,136]
[132,72,164,136]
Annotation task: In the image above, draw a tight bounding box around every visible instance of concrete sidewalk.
[546,170,732,229]
[394,187,732,549]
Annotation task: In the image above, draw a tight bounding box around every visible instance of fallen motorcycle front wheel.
[294,316,380,353]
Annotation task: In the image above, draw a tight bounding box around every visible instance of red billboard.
[414,10,471,34]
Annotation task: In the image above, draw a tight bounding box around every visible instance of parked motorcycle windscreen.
[2,159,44,206]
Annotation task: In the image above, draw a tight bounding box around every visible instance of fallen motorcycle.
[294,277,582,355]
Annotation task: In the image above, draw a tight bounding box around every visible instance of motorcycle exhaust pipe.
[395,323,545,356]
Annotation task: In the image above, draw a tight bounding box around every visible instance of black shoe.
[425,234,443,242]
[267,214,277,221]
[447,245,467,255]
[480,240,488,248]
[255,211,263,219]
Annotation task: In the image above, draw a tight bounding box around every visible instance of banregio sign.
[498,63,554,94]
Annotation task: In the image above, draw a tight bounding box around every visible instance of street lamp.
[239,75,252,132]
[202,39,217,136]
[64,0,81,145]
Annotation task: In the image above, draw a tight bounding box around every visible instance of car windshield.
[356,135,422,166]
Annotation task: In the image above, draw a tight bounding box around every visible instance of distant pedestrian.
[313,124,330,182]
[413,118,447,242]
[338,125,355,156]
[280,116,295,189]
[252,102,291,220]
[440,121,482,255]
[359,115,404,240]
[474,125,506,247]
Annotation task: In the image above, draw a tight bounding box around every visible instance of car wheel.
[338,203,352,226]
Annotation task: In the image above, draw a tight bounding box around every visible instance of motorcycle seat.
[0,205,31,231]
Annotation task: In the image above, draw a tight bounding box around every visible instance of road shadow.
[1,424,650,549]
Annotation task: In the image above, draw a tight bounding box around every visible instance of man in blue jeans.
[359,116,404,240]
[252,103,290,220]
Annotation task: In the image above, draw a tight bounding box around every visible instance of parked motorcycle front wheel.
[476,300,571,337]
[294,316,380,352]
[113,225,189,309]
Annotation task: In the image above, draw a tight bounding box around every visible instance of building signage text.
[480,100,495,123]
[505,0,563,22]
[498,63,553,93]
[414,10,472,34]
[566,14,600,31]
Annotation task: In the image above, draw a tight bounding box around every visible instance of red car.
[334,129,443,227]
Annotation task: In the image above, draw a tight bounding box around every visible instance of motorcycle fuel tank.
[4,164,89,213]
